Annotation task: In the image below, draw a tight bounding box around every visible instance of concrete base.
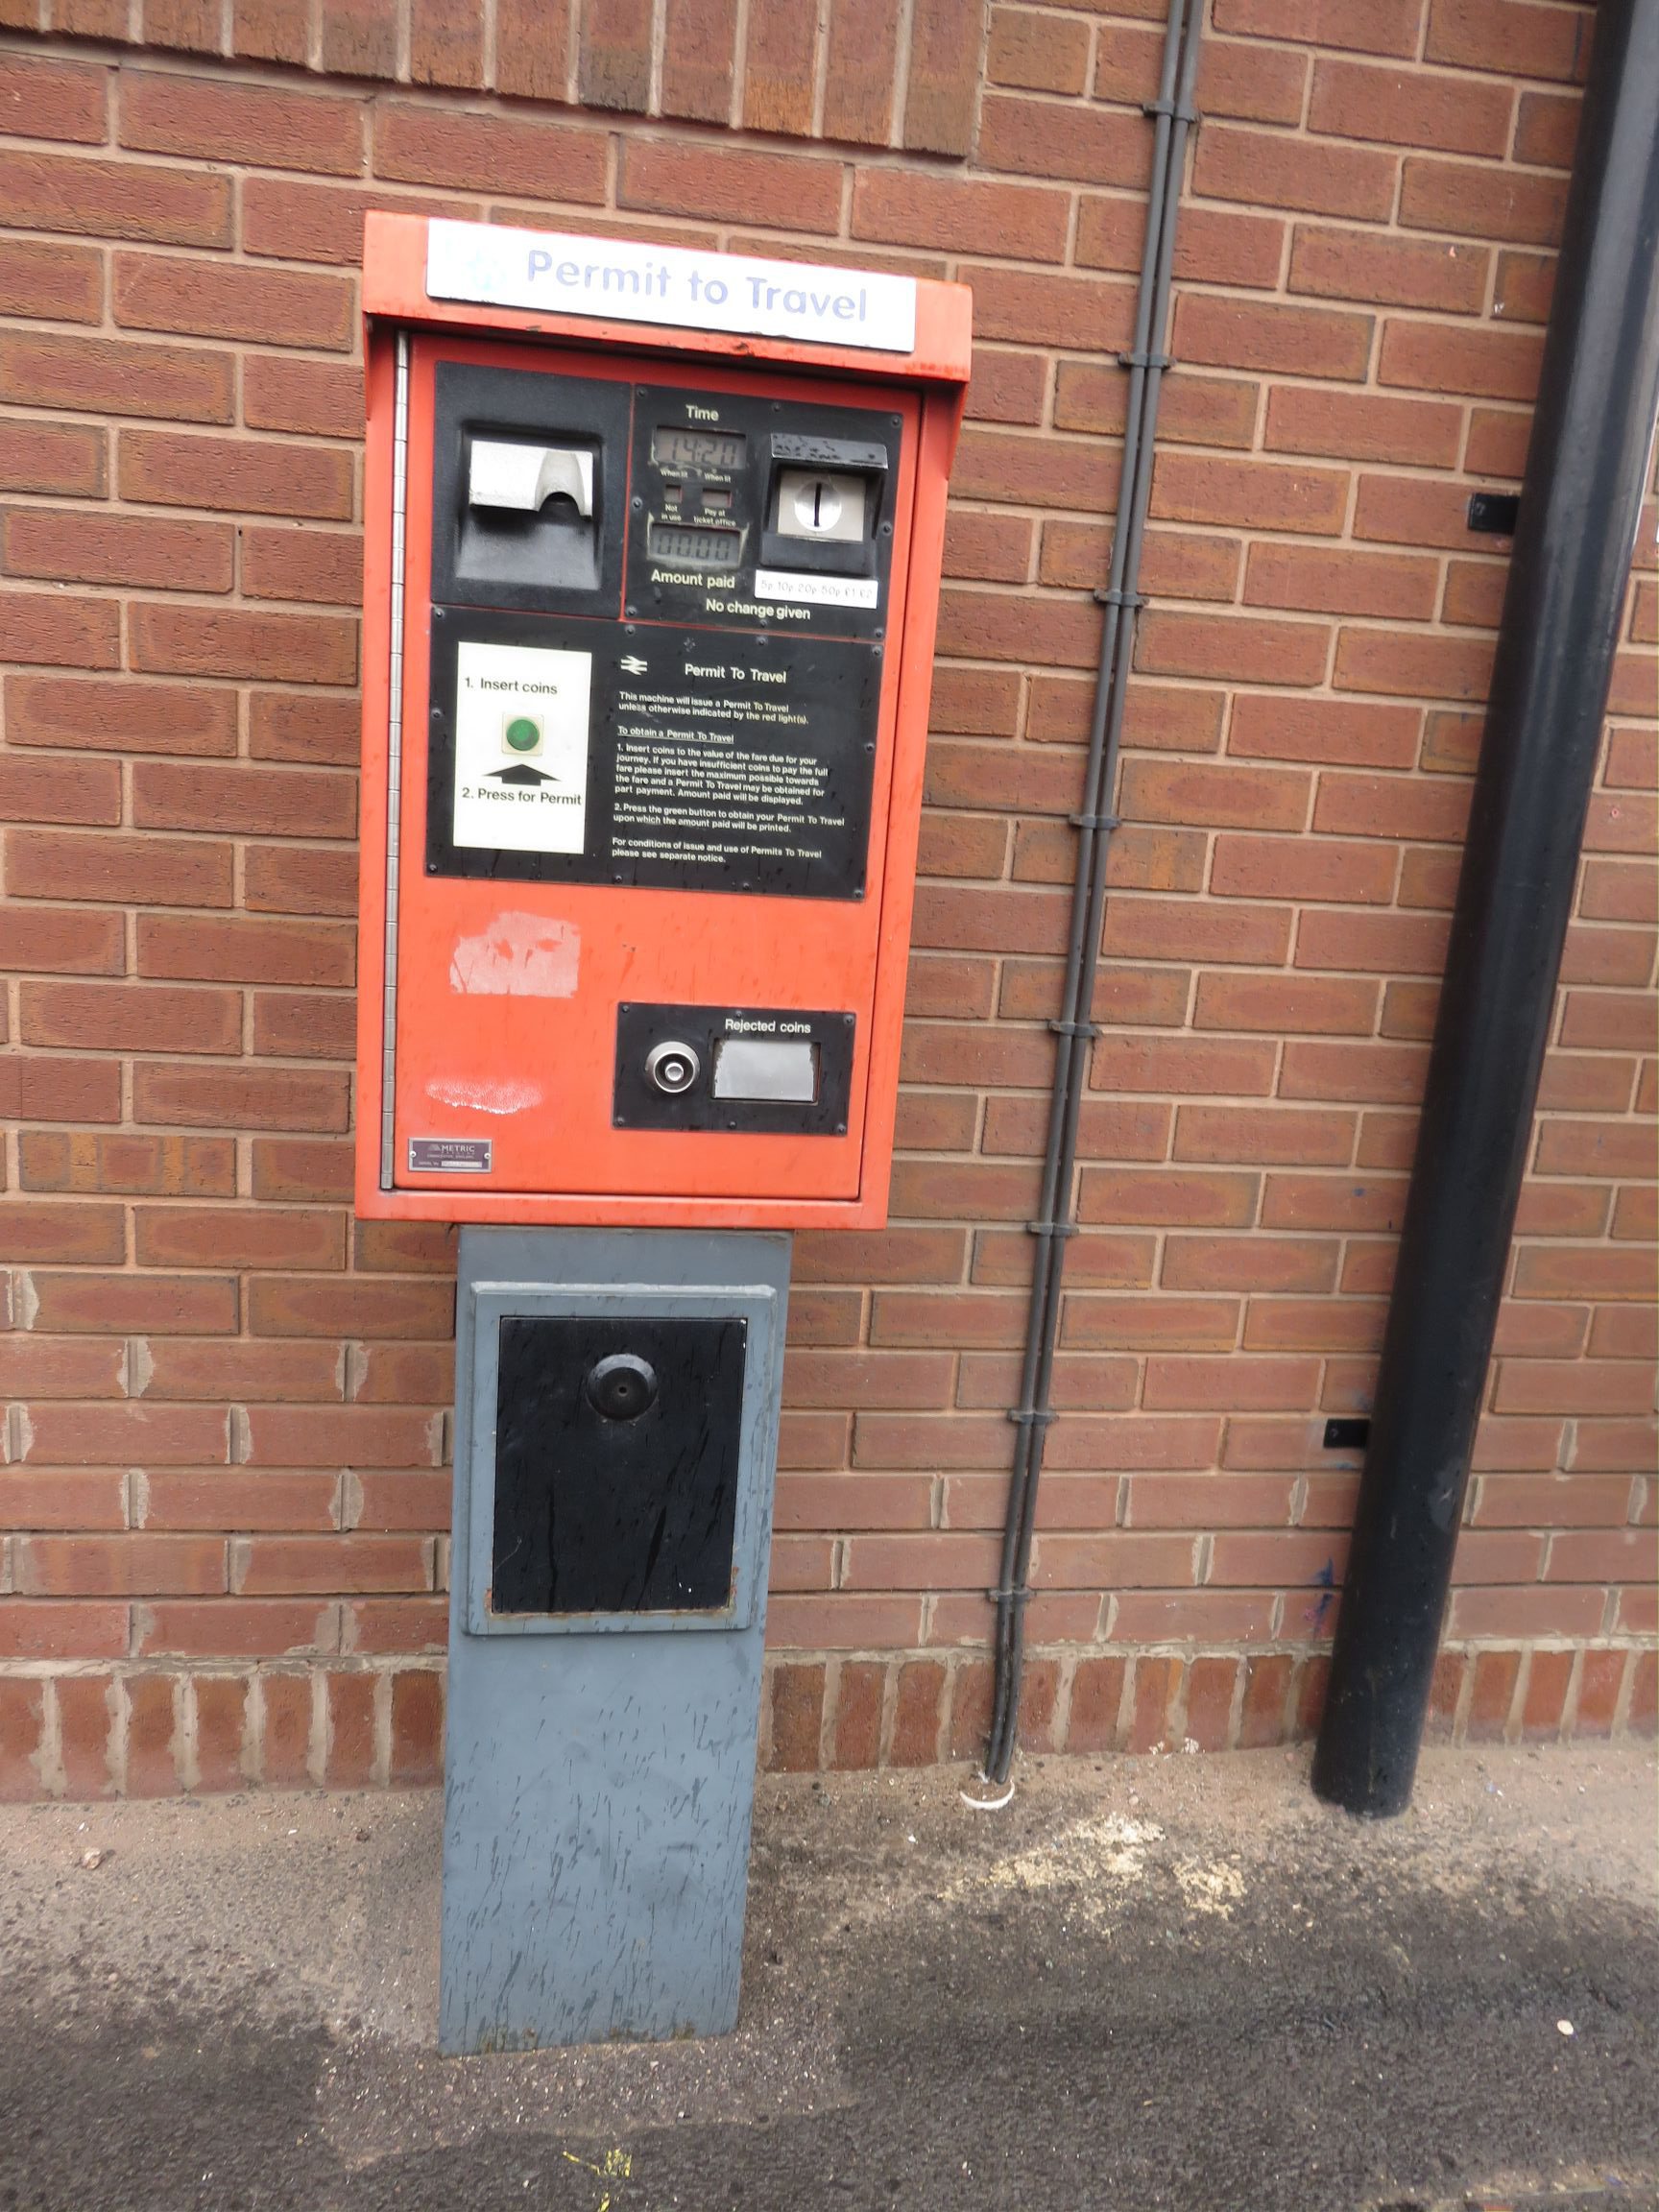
[439,1226,791,2054]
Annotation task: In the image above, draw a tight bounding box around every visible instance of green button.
[504,715,541,752]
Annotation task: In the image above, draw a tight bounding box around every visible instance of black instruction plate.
[426,609,880,900]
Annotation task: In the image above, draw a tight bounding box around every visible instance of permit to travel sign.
[426,219,920,354]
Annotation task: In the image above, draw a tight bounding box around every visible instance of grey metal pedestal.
[439,1225,791,2054]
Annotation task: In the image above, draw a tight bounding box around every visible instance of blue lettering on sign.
[745,275,863,322]
[519,251,878,327]
[426,222,914,349]
[529,252,670,297]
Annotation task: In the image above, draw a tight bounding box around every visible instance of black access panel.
[490,1312,747,1616]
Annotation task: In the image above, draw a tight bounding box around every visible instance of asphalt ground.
[0,1741,1654,2212]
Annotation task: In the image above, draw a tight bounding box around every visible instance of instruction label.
[452,639,591,854]
[606,634,878,898]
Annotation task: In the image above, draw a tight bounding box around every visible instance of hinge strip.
[379,329,412,1190]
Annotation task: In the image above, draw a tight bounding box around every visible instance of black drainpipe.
[1313,0,1659,1818]
[984,0,1204,1787]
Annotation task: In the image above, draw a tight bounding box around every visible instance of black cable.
[984,0,1205,1786]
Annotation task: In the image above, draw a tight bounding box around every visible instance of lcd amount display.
[647,520,743,570]
[651,426,746,474]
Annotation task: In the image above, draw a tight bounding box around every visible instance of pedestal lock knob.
[585,1353,659,1422]
[644,1040,701,1095]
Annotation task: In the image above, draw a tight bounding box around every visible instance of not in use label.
[452,639,590,854]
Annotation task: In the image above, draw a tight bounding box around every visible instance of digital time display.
[647,520,743,570]
[651,426,747,474]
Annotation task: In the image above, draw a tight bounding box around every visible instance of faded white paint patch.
[424,1076,542,1117]
[449,912,579,998]
[1173,1855,1246,1917]
[942,1813,1166,1935]
[939,1813,1248,1935]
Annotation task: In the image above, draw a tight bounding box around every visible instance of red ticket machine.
[355,215,972,1229]
[355,217,972,2052]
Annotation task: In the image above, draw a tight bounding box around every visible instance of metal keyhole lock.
[644,1039,701,1095]
[585,1353,659,1422]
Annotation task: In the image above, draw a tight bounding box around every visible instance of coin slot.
[773,468,868,544]
[759,432,888,585]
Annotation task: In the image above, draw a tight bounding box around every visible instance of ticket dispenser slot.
[432,360,628,613]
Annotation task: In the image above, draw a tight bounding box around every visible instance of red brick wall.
[0,0,1652,1795]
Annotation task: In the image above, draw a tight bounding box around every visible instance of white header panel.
[426,219,919,355]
